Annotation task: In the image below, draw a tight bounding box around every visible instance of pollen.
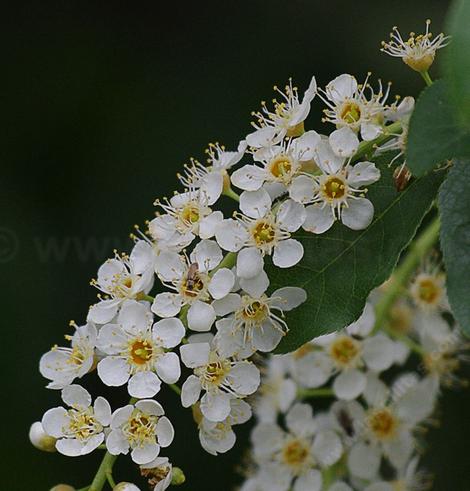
[322,176,347,201]
[68,408,102,442]
[269,155,294,181]
[123,409,158,447]
[252,220,276,247]
[367,408,399,441]
[329,335,361,367]
[340,101,362,124]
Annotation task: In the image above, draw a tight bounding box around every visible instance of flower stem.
[106,468,116,489]
[372,215,440,335]
[211,251,237,275]
[169,383,182,395]
[351,121,402,163]
[420,71,433,87]
[383,326,426,356]
[297,387,334,399]
[89,450,119,491]
[223,187,241,202]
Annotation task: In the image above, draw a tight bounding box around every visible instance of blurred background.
[3,1,467,489]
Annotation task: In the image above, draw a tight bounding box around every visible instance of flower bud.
[113,483,140,491]
[171,467,186,486]
[50,486,75,491]
[29,421,57,452]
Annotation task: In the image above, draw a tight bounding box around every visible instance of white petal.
[118,300,152,333]
[239,189,272,219]
[152,318,185,348]
[201,171,223,205]
[291,130,321,161]
[156,416,174,448]
[333,369,366,400]
[271,287,307,311]
[179,343,210,368]
[209,268,235,299]
[131,443,160,465]
[135,399,165,416]
[61,385,91,408]
[151,293,183,318]
[341,198,374,230]
[348,161,381,187]
[361,122,382,141]
[347,442,381,480]
[155,352,181,384]
[289,175,315,204]
[94,397,112,426]
[313,430,343,466]
[110,405,134,429]
[106,429,129,455]
[199,211,224,239]
[97,357,130,387]
[314,139,345,174]
[200,392,231,422]
[276,199,306,232]
[329,127,359,157]
[237,247,263,279]
[346,302,375,337]
[187,301,216,332]
[326,74,358,103]
[96,323,127,355]
[190,239,223,272]
[363,373,390,407]
[231,165,266,191]
[246,127,280,149]
[252,322,283,352]
[181,375,202,407]
[42,407,68,438]
[273,239,304,268]
[293,470,322,491]
[228,362,260,395]
[154,251,185,282]
[293,351,333,388]
[212,293,242,316]
[303,204,335,234]
[87,299,120,325]
[239,270,269,298]
[363,334,396,371]
[286,403,315,437]
[215,219,248,252]
[128,371,162,398]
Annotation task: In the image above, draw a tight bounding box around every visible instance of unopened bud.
[171,467,186,486]
[29,421,57,452]
[114,483,140,491]
[50,485,75,491]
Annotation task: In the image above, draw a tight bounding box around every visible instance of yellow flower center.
[252,220,276,246]
[269,155,294,181]
[322,176,347,201]
[68,408,101,442]
[367,408,398,441]
[180,204,200,224]
[203,361,231,385]
[340,101,361,124]
[282,439,310,469]
[416,277,442,305]
[181,269,207,299]
[240,298,269,324]
[123,410,158,447]
[130,339,153,365]
[329,335,361,367]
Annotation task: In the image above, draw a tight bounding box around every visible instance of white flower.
[96,300,184,398]
[107,399,174,465]
[288,342,334,389]
[247,76,317,148]
[409,269,447,313]
[381,20,450,73]
[214,284,306,358]
[348,375,439,474]
[140,456,173,491]
[154,188,223,243]
[42,385,111,456]
[252,403,342,491]
[311,303,397,400]
[40,322,97,389]
[197,398,252,455]
[180,341,260,422]
[319,74,390,141]
[88,241,155,324]
[29,421,57,452]
[215,191,305,278]
[290,136,380,233]
[231,131,320,193]
[254,356,297,423]
[114,483,141,491]
[152,242,235,331]
[179,141,247,205]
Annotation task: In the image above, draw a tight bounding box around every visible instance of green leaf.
[444,0,470,129]
[268,155,444,353]
[406,79,470,176]
[439,159,470,335]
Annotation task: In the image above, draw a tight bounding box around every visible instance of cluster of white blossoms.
[30,21,455,491]
[240,264,464,491]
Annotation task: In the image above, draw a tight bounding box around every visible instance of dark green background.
[3,1,469,489]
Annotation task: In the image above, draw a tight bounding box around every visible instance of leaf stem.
[420,71,433,87]
[372,215,441,334]
[351,121,402,163]
[297,387,334,398]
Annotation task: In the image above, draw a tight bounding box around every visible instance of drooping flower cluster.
[30,20,459,491]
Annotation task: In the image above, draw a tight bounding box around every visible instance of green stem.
[211,251,237,275]
[139,293,155,302]
[89,451,119,491]
[169,383,182,395]
[223,187,240,202]
[352,121,402,163]
[297,387,334,398]
[383,326,426,356]
[420,71,433,87]
[106,468,116,489]
[372,216,441,334]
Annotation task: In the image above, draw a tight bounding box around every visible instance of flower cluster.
[240,265,463,491]
[30,20,457,491]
